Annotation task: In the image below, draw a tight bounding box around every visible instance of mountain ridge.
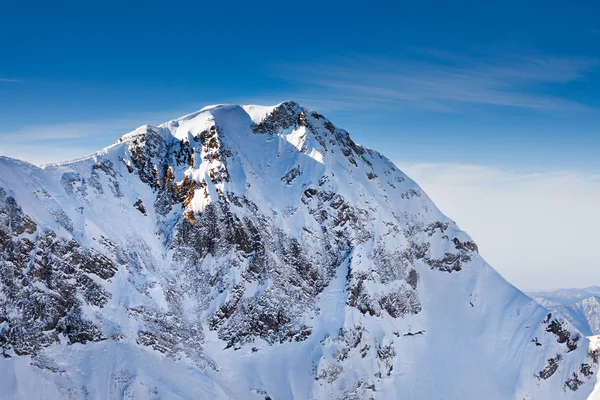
[529,286,600,308]
[530,289,600,337]
[552,296,600,337]
[0,102,599,399]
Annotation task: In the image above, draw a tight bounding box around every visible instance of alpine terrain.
[1,102,599,399]
[550,297,600,337]
[530,287,600,308]
[530,287,600,337]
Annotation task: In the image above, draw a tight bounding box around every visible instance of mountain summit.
[0,102,598,399]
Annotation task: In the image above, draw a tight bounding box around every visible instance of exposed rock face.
[0,102,598,399]
[534,295,600,337]
[0,188,111,356]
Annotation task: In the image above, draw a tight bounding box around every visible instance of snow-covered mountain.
[530,287,600,308]
[550,297,600,337]
[529,288,600,337]
[1,101,599,399]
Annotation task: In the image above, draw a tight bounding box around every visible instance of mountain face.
[552,297,600,337]
[530,287,600,308]
[1,102,599,399]
[530,289,600,337]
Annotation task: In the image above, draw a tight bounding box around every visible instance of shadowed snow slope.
[530,289,600,337]
[0,102,599,399]
[551,297,600,337]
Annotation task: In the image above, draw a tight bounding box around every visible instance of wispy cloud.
[0,77,22,83]
[0,96,293,165]
[401,162,600,291]
[0,109,193,165]
[277,51,597,112]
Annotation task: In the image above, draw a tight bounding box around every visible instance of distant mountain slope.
[530,287,600,337]
[1,102,599,399]
[551,297,600,337]
[529,286,600,307]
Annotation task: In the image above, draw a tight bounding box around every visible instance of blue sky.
[1,1,599,289]
[1,0,599,170]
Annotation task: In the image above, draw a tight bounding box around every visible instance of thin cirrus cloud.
[0,77,22,82]
[401,162,600,292]
[0,120,134,166]
[278,52,597,112]
[0,109,193,165]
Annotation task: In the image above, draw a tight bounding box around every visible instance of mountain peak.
[1,103,599,399]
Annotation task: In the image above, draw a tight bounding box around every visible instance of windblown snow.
[0,102,599,399]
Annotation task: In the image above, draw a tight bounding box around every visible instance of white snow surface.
[552,297,600,337]
[0,102,598,399]
[530,288,600,337]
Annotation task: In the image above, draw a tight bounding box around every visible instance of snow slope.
[551,297,600,337]
[0,101,599,399]
[530,292,600,337]
[530,287,600,336]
